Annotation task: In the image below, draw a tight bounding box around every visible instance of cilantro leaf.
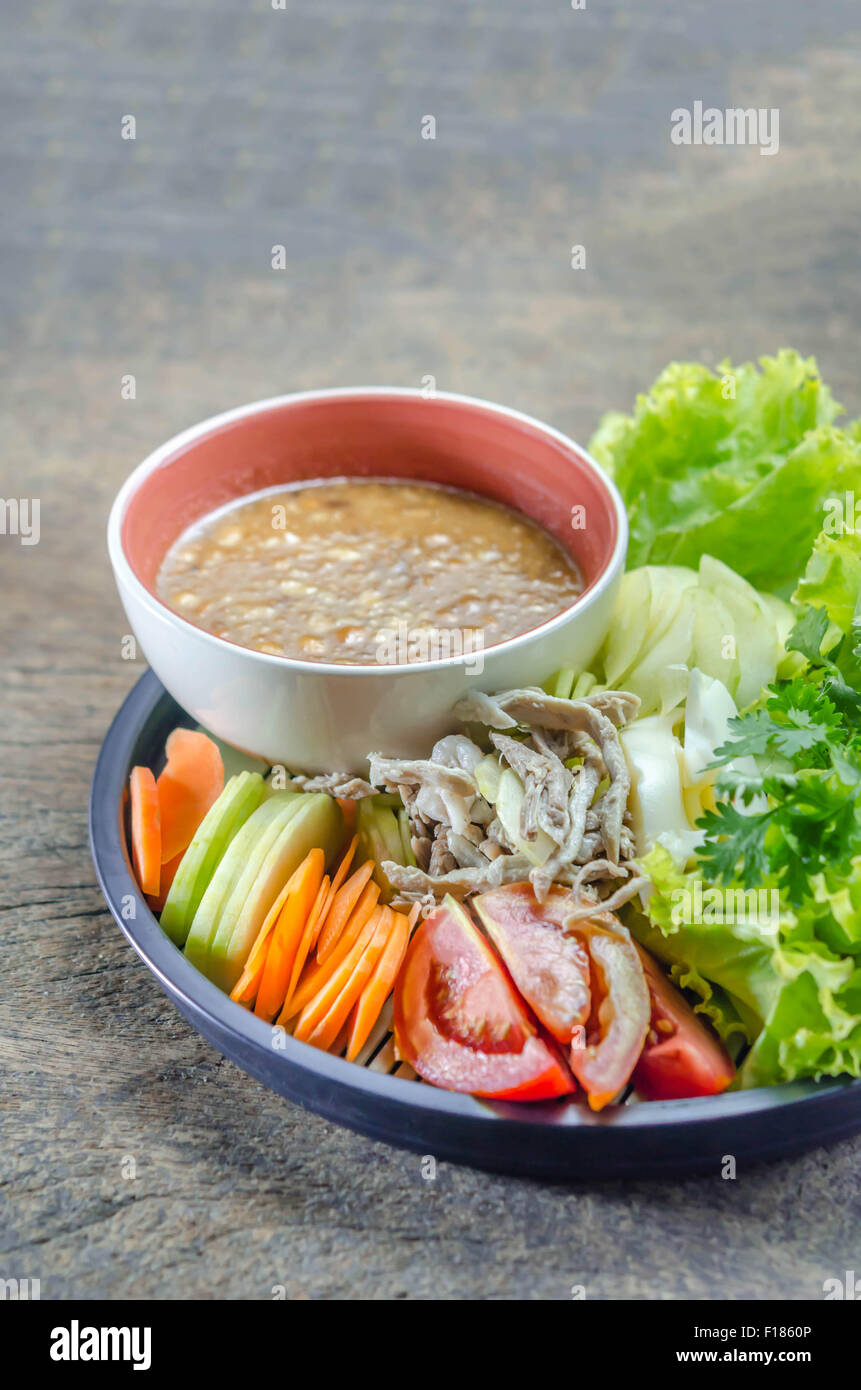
[698,663,861,905]
[710,710,784,763]
[709,680,842,768]
[787,606,829,665]
[696,803,774,889]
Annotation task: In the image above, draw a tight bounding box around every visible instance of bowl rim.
[91,668,861,1156]
[107,386,629,677]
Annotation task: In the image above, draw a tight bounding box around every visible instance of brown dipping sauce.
[156,479,583,665]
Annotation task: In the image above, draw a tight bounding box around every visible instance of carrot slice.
[294,908,390,1046]
[229,872,296,1006]
[329,1023,352,1057]
[306,914,393,1053]
[307,909,395,1050]
[231,850,325,1008]
[336,799,358,835]
[316,860,375,964]
[325,878,379,957]
[130,766,162,897]
[292,908,385,1039]
[254,849,325,1021]
[157,728,224,863]
[310,835,359,950]
[229,928,275,1006]
[230,911,279,1006]
[146,850,183,913]
[282,881,381,1022]
[346,910,410,1061]
[330,834,359,894]
[281,873,330,1013]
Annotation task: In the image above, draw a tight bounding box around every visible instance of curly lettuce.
[793,525,861,635]
[590,350,861,594]
[632,847,861,1089]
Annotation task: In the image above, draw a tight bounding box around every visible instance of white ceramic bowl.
[108,388,627,772]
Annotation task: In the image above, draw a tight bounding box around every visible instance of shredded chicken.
[429,733,486,775]
[585,690,641,727]
[489,733,572,843]
[428,826,458,876]
[411,833,433,871]
[454,686,635,865]
[453,686,640,732]
[529,751,603,902]
[446,831,492,870]
[384,852,535,905]
[571,858,629,889]
[563,876,650,923]
[453,688,519,730]
[368,682,641,917]
[367,754,478,837]
[289,772,376,798]
[486,816,516,853]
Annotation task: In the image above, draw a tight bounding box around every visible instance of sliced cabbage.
[621,712,702,868]
[621,671,764,868]
[602,567,652,685]
[623,587,697,716]
[697,556,782,709]
[683,669,739,785]
[690,585,739,696]
[473,755,555,866]
[682,669,766,816]
[594,555,792,716]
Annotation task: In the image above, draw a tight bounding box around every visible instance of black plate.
[89,671,861,1179]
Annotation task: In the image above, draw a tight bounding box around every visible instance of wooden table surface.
[3,0,861,1299]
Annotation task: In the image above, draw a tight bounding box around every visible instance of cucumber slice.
[397,808,417,867]
[495,768,556,867]
[160,771,265,946]
[213,793,343,993]
[356,795,410,901]
[546,667,577,699]
[184,793,304,976]
[474,754,502,804]
[474,756,555,866]
[572,670,598,699]
[378,805,407,865]
[356,796,386,863]
[370,792,401,809]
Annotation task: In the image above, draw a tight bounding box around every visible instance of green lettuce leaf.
[794,529,861,632]
[791,525,861,694]
[631,847,861,1088]
[589,351,861,593]
[794,865,861,959]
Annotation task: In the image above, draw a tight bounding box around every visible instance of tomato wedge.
[567,917,651,1111]
[472,883,591,1045]
[632,946,735,1100]
[393,896,576,1102]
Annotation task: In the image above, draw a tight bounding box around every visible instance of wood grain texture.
[2,0,860,1299]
